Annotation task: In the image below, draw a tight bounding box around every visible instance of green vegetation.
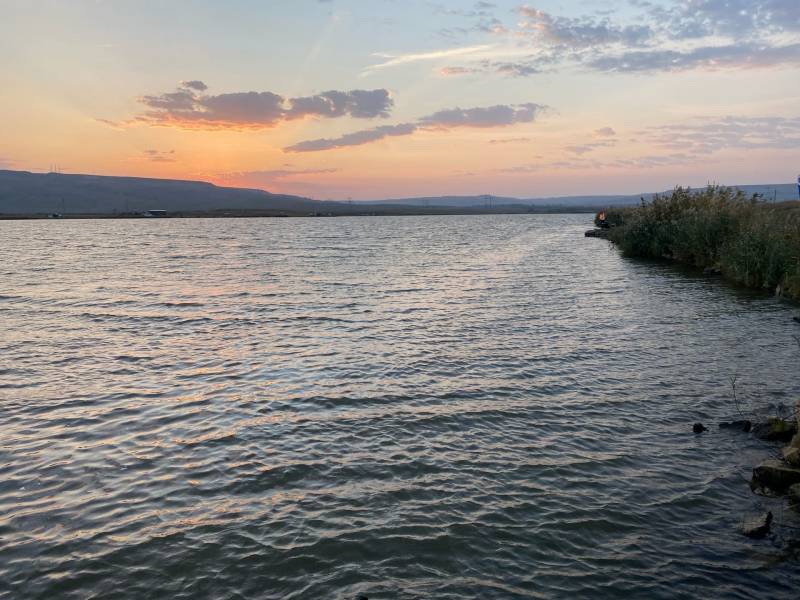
[599,186,800,300]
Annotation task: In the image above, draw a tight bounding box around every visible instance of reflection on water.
[1,214,799,599]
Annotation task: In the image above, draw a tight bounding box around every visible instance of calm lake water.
[1,214,799,599]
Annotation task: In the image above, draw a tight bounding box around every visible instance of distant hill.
[364,184,798,208]
[0,169,330,215]
[0,169,796,216]
[361,194,642,208]
[733,184,798,202]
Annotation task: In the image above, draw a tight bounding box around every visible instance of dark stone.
[786,446,800,467]
[357,596,369,600]
[789,483,800,507]
[743,511,772,538]
[693,423,707,433]
[751,460,800,492]
[752,418,798,443]
[793,316,800,324]
[719,420,752,432]
[585,229,610,239]
[702,266,721,276]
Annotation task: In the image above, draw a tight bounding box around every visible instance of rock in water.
[789,484,800,507]
[719,420,752,432]
[751,460,800,492]
[743,512,773,538]
[693,423,708,433]
[784,446,800,467]
[752,418,798,442]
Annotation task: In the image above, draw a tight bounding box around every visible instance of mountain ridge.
[0,169,796,215]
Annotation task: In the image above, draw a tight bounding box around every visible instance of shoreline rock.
[743,511,773,538]
[789,483,800,506]
[751,459,800,493]
[719,420,752,432]
[752,418,798,443]
[750,400,800,499]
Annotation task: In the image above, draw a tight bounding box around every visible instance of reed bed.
[599,186,800,300]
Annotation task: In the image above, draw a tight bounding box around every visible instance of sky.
[1,0,799,199]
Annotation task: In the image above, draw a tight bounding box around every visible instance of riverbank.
[598,186,800,301]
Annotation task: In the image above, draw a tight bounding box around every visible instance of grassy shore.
[599,186,800,301]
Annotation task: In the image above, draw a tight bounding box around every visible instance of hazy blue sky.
[1,0,799,198]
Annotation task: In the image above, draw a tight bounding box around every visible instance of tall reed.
[600,186,800,300]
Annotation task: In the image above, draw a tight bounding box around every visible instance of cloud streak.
[589,42,800,73]
[641,115,800,153]
[364,44,493,73]
[217,168,339,186]
[285,103,546,152]
[502,113,800,174]
[142,149,176,163]
[285,123,419,152]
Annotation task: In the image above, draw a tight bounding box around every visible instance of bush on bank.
[598,186,800,300]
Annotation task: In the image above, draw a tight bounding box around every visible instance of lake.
[1,214,798,599]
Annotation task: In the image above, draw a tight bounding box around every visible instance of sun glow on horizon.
[1,0,799,199]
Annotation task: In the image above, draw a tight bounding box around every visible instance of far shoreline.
[0,207,598,220]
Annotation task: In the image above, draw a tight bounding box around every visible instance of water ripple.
[0,214,798,599]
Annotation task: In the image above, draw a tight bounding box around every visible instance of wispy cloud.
[564,142,614,155]
[563,128,618,155]
[641,115,800,153]
[438,65,478,77]
[434,2,800,76]
[516,6,652,48]
[363,44,494,73]
[217,168,339,187]
[434,1,507,37]
[501,112,800,174]
[501,152,699,174]
[588,42,800,73]
[594,127,616,137]
[489,137,531,144]
[142,149,176,163]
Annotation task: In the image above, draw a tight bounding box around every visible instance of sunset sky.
[1,0,799,199]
